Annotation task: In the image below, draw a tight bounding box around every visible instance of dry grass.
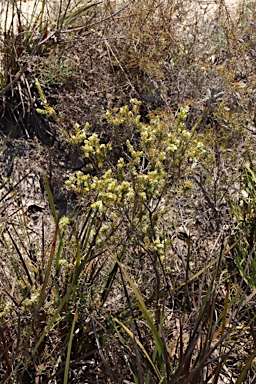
[0,0,256,383]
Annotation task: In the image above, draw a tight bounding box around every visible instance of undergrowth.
[1,0,256,383]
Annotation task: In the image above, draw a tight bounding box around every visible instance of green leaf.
[64,308,78,384]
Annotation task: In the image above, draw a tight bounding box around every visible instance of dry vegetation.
[1,0,256,383]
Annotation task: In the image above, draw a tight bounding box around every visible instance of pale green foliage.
[35,79,56,117]
[66,100,205,253]
[67,99,205,212]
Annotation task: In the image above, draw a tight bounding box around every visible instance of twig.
[61,0,136,34]
[91,317,115,381]
[0,31,46,97]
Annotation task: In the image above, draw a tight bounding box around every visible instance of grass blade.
[235,347,256,384]
[113,316,162,381]
[64,308,78,384]
[101,245,127,305]
[111,253,168,382]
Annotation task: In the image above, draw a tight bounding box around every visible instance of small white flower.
[241,190,249,199]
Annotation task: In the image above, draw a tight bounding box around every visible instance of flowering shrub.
[67,99,205,210]
[66,100,205,259]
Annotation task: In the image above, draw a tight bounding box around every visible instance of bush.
[1,0,256,383]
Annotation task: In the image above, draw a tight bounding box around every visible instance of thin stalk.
[64,308,78,384]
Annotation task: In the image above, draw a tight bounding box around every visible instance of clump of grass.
[1,1,256,383]
[64,98,256,382]
[0,170,105,381]
[0,0,106,140]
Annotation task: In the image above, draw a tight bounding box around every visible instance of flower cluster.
[65,100,207,257]
[35,79,56,117]
[66,100,205,216]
